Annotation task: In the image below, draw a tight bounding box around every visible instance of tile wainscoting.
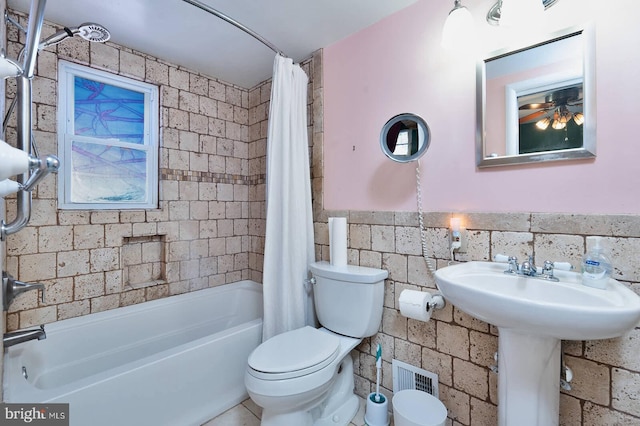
[312,210,640,425]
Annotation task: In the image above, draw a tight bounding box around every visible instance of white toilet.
[245,261,388,426]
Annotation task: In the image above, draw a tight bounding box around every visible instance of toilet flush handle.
[303,276,316,293]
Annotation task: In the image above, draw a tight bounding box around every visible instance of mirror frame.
[476,24,596,168]
[380,113,431,163]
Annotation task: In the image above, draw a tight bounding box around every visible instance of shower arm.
[181,0,286,57]
[1,0,47,239]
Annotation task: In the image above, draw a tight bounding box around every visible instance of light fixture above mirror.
[441,0,474,50]
[487,0,560,26]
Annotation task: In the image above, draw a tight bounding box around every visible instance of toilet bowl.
[245,327,360,426]
[245,262,388,426]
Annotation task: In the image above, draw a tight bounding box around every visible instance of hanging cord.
[415,161,437,276]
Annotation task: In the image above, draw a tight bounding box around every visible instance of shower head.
[38,22,111,50]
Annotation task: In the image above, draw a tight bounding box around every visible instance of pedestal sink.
[434,261,640,426]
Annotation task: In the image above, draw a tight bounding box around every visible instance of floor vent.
[392,359,439,398]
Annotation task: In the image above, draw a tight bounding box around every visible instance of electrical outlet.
[451,228,468,253]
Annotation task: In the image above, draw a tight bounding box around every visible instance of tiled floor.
[202,396,394,426]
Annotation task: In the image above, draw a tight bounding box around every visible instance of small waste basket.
[392,390,447,426]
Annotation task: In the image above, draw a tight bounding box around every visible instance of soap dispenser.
[581,236,612,289]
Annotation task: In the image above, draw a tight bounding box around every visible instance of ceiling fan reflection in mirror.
[518,85,583,131]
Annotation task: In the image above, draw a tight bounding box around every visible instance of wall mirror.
[380,113,431,163]
[476,25,596,168]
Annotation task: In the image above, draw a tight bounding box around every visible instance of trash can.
[392,390,447,426]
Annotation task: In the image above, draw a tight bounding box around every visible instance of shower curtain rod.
[181,0,287,57]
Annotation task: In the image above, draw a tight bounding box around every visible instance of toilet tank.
[309,261,388,338]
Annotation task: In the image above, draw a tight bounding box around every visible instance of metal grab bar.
[1,0,49,239]
[2,76,33,239]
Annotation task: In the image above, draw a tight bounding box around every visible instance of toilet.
[245,261,388,426]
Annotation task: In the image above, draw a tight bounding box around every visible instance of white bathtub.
[3,280,263,426]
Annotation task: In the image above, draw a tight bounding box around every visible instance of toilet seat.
[248,326,340,380]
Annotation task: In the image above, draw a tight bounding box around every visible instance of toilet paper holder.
[399,289,446,323]
[427,293,446,312]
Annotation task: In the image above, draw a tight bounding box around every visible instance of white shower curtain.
[262,55,316,341]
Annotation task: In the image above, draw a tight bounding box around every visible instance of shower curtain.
[262,55,316,341]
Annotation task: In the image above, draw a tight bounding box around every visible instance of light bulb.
[441,1,475,50]
[552,120,566,130]
[556,107,571,125]
[573,112,584,125]
[535,117,551,130]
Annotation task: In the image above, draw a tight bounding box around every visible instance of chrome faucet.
[520,255,537,276]
[501,255,559,282]
[3,325,46,348]
[3,271,46,311]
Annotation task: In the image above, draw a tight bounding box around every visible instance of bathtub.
[3,280,263,426]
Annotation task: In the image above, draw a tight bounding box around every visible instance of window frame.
[57,60,159,210]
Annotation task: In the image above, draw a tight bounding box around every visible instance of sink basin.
[435,260,640,426]
[434,261,640,340]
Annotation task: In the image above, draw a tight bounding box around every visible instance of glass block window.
[58,61,159,209]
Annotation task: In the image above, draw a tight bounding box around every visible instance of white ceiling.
[7,0,421,88]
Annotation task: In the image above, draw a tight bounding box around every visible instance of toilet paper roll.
[399,289,433,322]
[328,217,347,266]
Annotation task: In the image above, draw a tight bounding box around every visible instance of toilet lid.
[248,326,340,376]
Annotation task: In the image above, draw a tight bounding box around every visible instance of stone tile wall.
[2,11,257,330]
[312,211,640,425]
[2,10,318,330]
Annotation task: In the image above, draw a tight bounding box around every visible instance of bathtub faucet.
[3,325,46,348]
[3,271,46,311]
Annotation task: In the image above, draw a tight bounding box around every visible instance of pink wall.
[323,0,640,214]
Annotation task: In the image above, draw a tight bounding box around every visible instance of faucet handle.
[552,261,574,271]
[37,283,45,304]
[14,279,46,304]
[3,271,46,310]
[506,256,518,274]
[541,260,560,282]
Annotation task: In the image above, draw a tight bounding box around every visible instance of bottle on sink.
[581,236,612,289]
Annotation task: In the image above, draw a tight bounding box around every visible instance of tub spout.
[3,271,46,311]
[3,325,46,348]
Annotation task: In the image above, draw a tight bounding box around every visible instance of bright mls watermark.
[1,404,69,425]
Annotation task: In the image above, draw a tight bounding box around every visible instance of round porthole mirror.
[380,113,431,163]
